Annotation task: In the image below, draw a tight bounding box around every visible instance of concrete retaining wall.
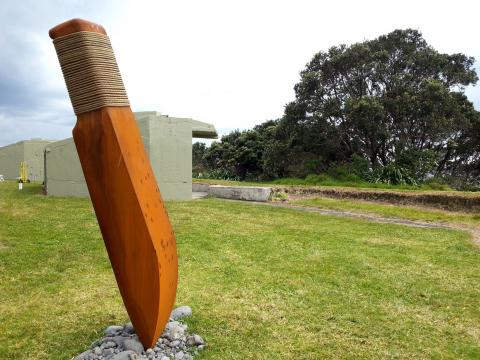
[192,183,210,192]
[207,185,272,202]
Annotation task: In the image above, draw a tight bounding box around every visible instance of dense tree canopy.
[194,29,480,189]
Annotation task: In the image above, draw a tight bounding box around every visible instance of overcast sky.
[1,0,479,146]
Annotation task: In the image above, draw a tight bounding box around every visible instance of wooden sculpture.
[49,19,178,348]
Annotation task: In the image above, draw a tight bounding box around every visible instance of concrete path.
[192,191,208,200]
[211,198,480,246]
[274,202,480,247]
[248,201,453,229]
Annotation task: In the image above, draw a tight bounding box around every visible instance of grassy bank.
[0,182,479,359]
[193,178,478,195]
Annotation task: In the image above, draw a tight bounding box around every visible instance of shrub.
[197,169,240,181]
[370,164,417,185]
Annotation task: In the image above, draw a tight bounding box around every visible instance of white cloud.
[1,0,479,146]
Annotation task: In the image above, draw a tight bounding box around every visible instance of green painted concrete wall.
[144,114,192,201]
[45,138,89,197]
[0,140,53,181]
[24,140,53,182]
[0,142,23,180]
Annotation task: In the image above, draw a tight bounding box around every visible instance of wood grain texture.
[50,19,178,348]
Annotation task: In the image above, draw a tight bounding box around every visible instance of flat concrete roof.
[134,111,218,139]
[45,138,73,150]
[189,119,218,139]
[0,138,55,149]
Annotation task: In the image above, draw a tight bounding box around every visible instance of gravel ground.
[73,306,205,360]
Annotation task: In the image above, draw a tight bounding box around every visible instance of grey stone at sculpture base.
[170,305,193,320]
[72,306,203,360]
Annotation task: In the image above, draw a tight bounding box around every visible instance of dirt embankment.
[275,186,480,213]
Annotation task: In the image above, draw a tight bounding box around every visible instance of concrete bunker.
[45,111,217,200]
[0,139,54,182]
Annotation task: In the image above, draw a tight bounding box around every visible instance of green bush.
[197,168,240,182]
[424,179,453,191]
[396,149,438,183]
[369,164,417,185]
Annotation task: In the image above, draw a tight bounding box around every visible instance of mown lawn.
[294,197,480,228]
[0,181,479,359]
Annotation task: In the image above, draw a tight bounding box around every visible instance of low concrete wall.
[192,183,210,192]
[208,185,272,202]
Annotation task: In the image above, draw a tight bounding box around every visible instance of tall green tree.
[194,29,480,187]
[192,142,208,177]
[202,122,276,180]
[291,29,478,177]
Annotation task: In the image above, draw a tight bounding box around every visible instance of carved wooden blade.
[50,19,178,348]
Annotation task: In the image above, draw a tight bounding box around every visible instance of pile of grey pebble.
[73,306,205,360]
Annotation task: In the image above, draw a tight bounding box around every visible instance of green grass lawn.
[294,197,480,228]
[1,181,479,359]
